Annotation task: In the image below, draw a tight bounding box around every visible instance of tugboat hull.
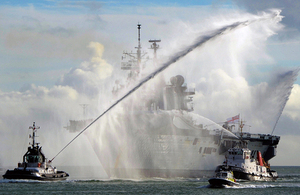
[208,170,239,188]
[208,178,239,188]
[215,165,278,181]
[3,169,69,181]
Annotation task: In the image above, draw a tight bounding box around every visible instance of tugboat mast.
[29,122,40,148]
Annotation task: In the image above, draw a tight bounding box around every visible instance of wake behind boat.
[2,122,69,181]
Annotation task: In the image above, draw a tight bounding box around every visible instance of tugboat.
[2,122,69,181]
[208,170,239,188]
[215,146,278,181]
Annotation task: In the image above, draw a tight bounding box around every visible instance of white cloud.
[272,135,300,166]
[191,68,298,134]
[57,42,113,97]
[284,84,300,120]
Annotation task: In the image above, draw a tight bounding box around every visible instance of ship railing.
[185,87,195,93]
[121,61,139,70]
[18,162,25,167]
[24,163,40,167]
[237,132,277,140]
[17,162,46,168]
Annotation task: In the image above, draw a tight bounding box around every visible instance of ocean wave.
[226,182,300,189]
[0,179,45,183]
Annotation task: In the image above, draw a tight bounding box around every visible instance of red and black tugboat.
[2,122,69,181]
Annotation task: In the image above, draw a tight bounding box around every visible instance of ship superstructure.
[65,24,281,178]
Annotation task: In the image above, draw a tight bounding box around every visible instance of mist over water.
[0,9,298,178]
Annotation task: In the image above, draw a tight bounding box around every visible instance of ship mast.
[29,122,40,148]
[137,23,142,72]
[121,23,147,79]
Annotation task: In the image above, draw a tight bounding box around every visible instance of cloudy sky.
[1,0,300,169]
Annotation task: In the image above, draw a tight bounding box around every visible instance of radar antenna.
[80,104,89,119]
[149,39,161,63]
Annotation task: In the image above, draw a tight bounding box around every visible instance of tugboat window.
[26,155,41,163]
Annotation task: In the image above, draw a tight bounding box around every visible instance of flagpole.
[239,113,242,134]
[239,113,243,135]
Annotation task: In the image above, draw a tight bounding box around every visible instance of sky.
[1,0,300,169]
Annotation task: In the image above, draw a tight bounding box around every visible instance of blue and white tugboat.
[2,122,69,181]
[209,170,239,188]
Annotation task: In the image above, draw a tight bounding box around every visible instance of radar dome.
[175,75,184,86]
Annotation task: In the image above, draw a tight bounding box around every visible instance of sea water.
[0,166,299,194]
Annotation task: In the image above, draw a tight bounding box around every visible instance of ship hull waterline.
[208,178,239,188]
[3,170,69,181]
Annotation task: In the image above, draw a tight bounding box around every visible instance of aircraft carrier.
[65,24,280,178]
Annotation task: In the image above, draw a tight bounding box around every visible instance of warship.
[65,24,280,178]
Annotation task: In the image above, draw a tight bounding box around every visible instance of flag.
[226,114,240,123]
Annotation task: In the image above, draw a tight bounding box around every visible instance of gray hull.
[83,110,280,178]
